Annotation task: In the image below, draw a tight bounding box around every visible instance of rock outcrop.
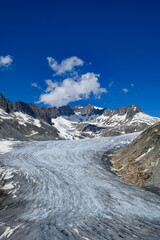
[71,104,104,116]
[111,122,160,193]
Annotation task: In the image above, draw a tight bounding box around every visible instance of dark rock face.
[103,108,112,116]
[28,104,58,124]
[111,104,144,118]
[126,104,144,119]
[0,94,13,113]
[111,122,160,193]
[0,189,7,206]
[58,105,74,116]
[70,105,82,112]
[82,124,104,133]
[0,94,74,125]
[112,106,128,116]
[72,104,104,116]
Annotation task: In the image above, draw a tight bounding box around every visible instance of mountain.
[0,108,60,141]
[0,93,159,140]
[111,122,160,194]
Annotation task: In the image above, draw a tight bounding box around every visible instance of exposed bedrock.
[111,122,160,193]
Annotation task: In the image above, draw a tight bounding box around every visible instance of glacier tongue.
[0,132,160,239]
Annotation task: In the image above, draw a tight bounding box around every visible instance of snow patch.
[135,147,154,162]
[128,112,159,126]
[93,106,104,110]
[2,182,14,190]
[14,112,41,127]
[0,141,19,154]
[0,108,42,128]
[25,130,39,137]
[51,117,82,139]
[0,109,12,120]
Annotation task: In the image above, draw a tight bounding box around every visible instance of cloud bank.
[39,72,107,107]
[47,56,84,75]
[0,55,13,70]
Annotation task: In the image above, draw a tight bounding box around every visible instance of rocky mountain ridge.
[111,122,160,194]
[0,93,159,140]
[0,94,74,124]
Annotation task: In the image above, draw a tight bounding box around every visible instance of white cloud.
[31,82,42,90]
[39,72,107,107]
[44,80,59,92]
[47,56,84,75]
[122,88,128,93]
[109,81,114,87]
[0,55,13,70]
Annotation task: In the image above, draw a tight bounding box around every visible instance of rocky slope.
[0,108,60,141]
[0,93,159,140]
[111,122,160,193]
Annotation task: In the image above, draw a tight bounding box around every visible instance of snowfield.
[51,111,160,139]
[0,133,160,239]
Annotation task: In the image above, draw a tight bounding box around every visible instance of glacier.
[0,133,160,239]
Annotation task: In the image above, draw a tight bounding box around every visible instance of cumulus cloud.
[39,72,107,107]
[31,82,42,90]
[122,88,128,93]
[47,56,84,75]
[0,55,13,70]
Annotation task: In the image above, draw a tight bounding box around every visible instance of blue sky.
[0,0,160,117]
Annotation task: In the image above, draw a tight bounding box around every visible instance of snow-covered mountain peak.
[0,93,159,140]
